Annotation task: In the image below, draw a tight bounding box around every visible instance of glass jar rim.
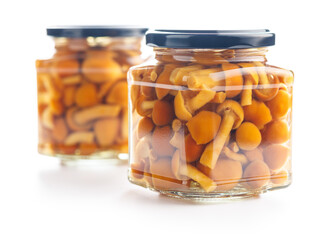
[146,29,275,49]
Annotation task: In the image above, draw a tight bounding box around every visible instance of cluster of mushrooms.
[130,51,293,193]
[36,37,143,157]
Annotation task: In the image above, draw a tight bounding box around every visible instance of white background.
[0,0,334,239]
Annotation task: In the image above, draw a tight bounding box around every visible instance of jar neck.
[53,36,143,52]
[154,47,268,64]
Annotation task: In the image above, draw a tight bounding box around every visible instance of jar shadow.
[38,164,129,198]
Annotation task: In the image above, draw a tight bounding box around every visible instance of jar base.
[129,175,291,203]
[39,149,128,166]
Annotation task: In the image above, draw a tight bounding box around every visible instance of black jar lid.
[47,26,148,38]
[146,29,275,49]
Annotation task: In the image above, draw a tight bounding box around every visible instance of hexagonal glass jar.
[128,29,293,201]
[36,26,148,164]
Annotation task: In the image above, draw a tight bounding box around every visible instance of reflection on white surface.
[38,163,129,197]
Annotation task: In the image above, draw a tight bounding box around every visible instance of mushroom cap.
[152,100,174,126]
[243,160,271,189]
[244,147,264,162]
[51,117,68,143]
[266,89,291,119]
[238,62,259,85]
[216,100,244,129]
[82,57,122,83]
[243,99,272,129]
[151,126,175,157]
[174,91,192,121]
[155,64,179,99]
[52,59,80,78]
[106,81,128,107]
[94,118,120,147]
[183,134,205,163]
[150,157,184,190]
[135,96,155,117]
[236,122,262,150]
[263,120,290,144]
[74,82,99,108]
[65,107,93,131]
[197,158,242,191]
[186,111,222,144]
[137,117,154,139]
[263,144,289,171]
[254,73,279,101]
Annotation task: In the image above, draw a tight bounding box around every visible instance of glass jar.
[128,29,294,200]
[36,26,148,164]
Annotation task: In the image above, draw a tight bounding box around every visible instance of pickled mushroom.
[137,117,154,139]
[243,99,272,129]
[243,160,270,189]
[155,64,179,99]
[82,57,122,83]
[263,120,289,144]
[222,147,248,166]
[150,157,184,190]
[170,65,203,85]
[187,68,223,89]
[174,91,192,121]
[152,100,174,126]
[222,63,243,98]
[200,100,244,169]
[266,90,291,119]
[51,59,79,78]
[135,96,156,116]
[253,62,279,101]
[74,83,99,108]
[236,122,262,150]
[64,131,95,145]
[94,118,120,147]
[151,126,175,157]
[197,159,242,190]
[179,164,216,192]
[186,111,221,145]
[65,107,93,131]
[244,148,264,162]
[106,81,128,107]
[186,89,216,113]
[73,104,121,125]
[51,118,68,142]
[238,63,259,106]
[263,144,289,171]
[183,134,205,163]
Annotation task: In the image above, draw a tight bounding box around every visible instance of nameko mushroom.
[200,100,244,169]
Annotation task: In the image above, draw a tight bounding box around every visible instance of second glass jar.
[36,26,148,163]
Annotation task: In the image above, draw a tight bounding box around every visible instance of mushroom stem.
[174,91,192,121]
[64,131,95,145]
[238,63,259,106]
[241,77,253,106]
[222,147,248,166]
[199,113,235,169]
[171,150,189,181]
[179,164,217,192]
[169,130,184,149]
[74,105,121,125]
[187,89,216,113]
[254,62,269,85]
